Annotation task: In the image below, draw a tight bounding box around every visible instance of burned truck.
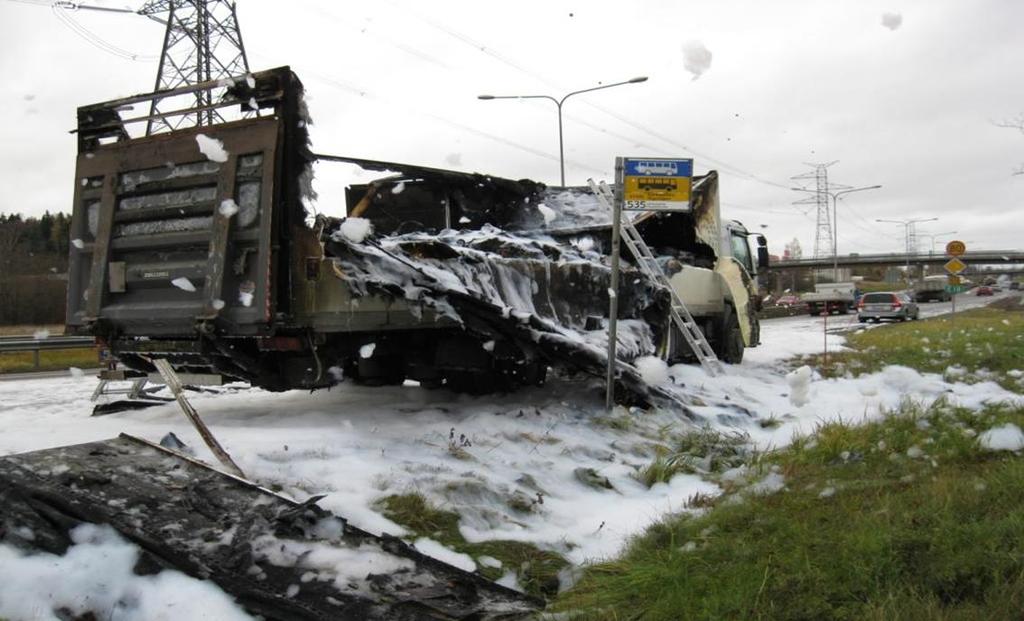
[66,66,767,400]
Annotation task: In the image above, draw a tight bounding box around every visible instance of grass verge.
[808,305,1024,391]
[556,399,1024,620]
[376,493,568,599]
[0,348,99,374]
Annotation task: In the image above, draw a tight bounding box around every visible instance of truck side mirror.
[757,246,770,269]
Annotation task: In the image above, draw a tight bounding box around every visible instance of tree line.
[0,212,72,325]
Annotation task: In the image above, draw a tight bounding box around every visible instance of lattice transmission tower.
[792,161,844,258]
[138,0,251,135]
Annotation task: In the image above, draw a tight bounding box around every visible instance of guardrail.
[0,335,97,369]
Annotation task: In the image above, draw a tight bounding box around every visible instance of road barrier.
[0,335,96,369]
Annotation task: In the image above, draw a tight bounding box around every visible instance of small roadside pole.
[822,306,829,367]
[605,156,695,413]
[944,240,968,324]
[153,358,246,478]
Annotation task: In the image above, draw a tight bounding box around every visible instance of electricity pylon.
[138,0,251,134]
[791,161,842,258]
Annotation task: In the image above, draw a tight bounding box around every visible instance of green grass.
[555,299,1024,619]
[0,348,99,374]
[810,306,1024,391]
[556,400,1024,620]
[376,493,568,599]
[638,426,752,487]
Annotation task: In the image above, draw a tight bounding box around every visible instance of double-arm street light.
[478,76,649,186]
[876,216,939,281]
[791,184,882,282]
[922,230,958,255]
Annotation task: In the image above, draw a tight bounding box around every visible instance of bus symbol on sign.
[945,240,966,257]
[635,161,678,176]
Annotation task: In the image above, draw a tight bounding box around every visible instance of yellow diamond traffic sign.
[944,257,967,274]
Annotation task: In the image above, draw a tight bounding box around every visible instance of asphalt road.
[762,290,1019,334]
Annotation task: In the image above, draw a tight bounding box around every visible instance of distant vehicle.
[857,292,920,322]
[774,294,802,307]
[1011,282,1021,291]
[913,275,951,302]
[802,282,858,316]
[976,285,994,296]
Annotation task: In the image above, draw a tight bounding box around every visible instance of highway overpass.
[770,250,1024,270]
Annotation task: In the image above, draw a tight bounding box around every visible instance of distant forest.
[0,212,72,325]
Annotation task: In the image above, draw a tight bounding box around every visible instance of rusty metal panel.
[199,154,238,320]
[84,174,117,320]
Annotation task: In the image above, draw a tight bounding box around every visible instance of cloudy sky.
[1,0,1022,256]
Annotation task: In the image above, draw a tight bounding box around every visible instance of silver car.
[857,292,920,322]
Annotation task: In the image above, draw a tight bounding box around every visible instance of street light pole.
[923,230,958,255]
[791,184,881,282]
[876,217,938,284]
[478,76,649,186]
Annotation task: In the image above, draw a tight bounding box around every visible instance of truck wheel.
[716,311,744,364]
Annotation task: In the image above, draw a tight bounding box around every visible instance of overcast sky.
[1,0,1022,256]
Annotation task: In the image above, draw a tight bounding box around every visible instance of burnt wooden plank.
[0,435,541,620]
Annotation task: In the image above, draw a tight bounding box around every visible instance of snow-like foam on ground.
[0,524,253,621]
[0,305,1019,609]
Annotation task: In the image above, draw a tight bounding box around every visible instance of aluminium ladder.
[590,180,725,376]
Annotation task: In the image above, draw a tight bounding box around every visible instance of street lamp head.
[628,76,649,84]
[477,95,495,100]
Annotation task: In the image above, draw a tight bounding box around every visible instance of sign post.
[944,240,968,321]
[605,157,693,412]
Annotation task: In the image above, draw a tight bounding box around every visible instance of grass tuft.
[376,492,569,599]
[638,426,752,487]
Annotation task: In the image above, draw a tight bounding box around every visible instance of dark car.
[857,292,920,323]
[976,285,994,296]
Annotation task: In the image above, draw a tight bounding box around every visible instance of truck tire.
[716,310,744,365]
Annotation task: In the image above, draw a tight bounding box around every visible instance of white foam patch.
[979,423,1024,452]
[0,524,253,621]
[635,356,669,386]
[195,134,229,163]
[336,218,373,243]
[219,199,239,217]
[171,277,197,292]
[413,538,475,572]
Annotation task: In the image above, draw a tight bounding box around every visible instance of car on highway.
[857,292,920,323]
[774,294,802,307]
[976,285,994,296]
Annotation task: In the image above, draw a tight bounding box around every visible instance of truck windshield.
[730,232,753,273]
